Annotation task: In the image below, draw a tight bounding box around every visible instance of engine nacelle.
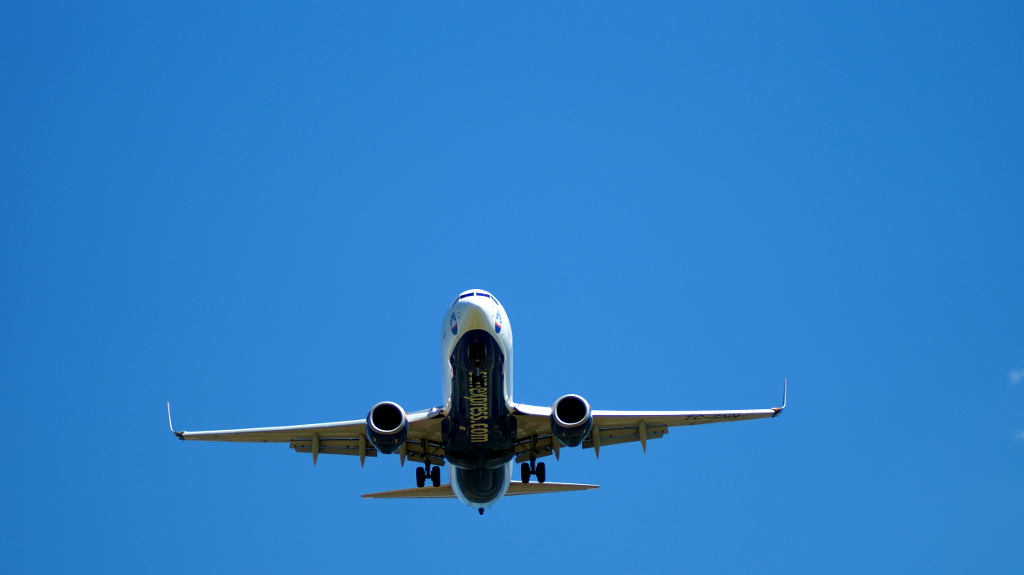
[365,401,408,454]
[550,394,593,448]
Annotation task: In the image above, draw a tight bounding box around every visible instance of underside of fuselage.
[443,328,517,507]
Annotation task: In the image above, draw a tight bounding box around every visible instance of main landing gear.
[416,463,441,488]
[520,458,546,484]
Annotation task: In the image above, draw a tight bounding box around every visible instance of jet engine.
[365,401,408,454]
[550,394,593,447]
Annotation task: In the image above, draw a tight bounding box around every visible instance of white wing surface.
[511,381,786,459]
[168,404,446,466]
[173,418,367,443]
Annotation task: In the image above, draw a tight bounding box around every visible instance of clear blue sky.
[2,2,1021,573]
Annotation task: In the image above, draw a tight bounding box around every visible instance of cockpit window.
[454,292,499,305]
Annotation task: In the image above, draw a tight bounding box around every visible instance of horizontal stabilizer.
[505,482,599,496]
[362,482,599,499]
[362,485,456,499]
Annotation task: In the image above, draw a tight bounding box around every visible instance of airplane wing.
[511,380,786,460]
[167,404,446,466]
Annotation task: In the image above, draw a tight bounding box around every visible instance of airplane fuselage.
[439,290,516,509]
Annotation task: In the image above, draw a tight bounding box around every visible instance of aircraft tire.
[536,462,546,484]
[431,466,441,487]
[521,462,531,484]
[416,467,425,488]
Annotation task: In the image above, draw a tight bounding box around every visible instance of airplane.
[168,289,786,514]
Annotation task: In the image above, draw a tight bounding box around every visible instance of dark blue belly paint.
[442,329,517,474]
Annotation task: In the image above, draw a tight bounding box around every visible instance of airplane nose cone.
[460,302,490,331]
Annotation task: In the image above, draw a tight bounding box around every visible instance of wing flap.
[291,438,378,458]
[582,424,668,450]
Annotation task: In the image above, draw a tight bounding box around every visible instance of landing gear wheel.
[416,467,425,488]
[521,462,531,484]
[536,462,546,484]
[431,466,441,487]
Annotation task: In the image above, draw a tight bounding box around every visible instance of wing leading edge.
[167,403,445,466]
[512,379,787,459]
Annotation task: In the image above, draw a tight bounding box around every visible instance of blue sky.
[2,2,1022,573]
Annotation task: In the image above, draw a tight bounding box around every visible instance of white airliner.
[169,289,786,514]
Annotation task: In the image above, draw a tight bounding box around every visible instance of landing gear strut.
[520,457,546,484]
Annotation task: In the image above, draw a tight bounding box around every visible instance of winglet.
[167,402,184,440]
[772,378,787,417]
